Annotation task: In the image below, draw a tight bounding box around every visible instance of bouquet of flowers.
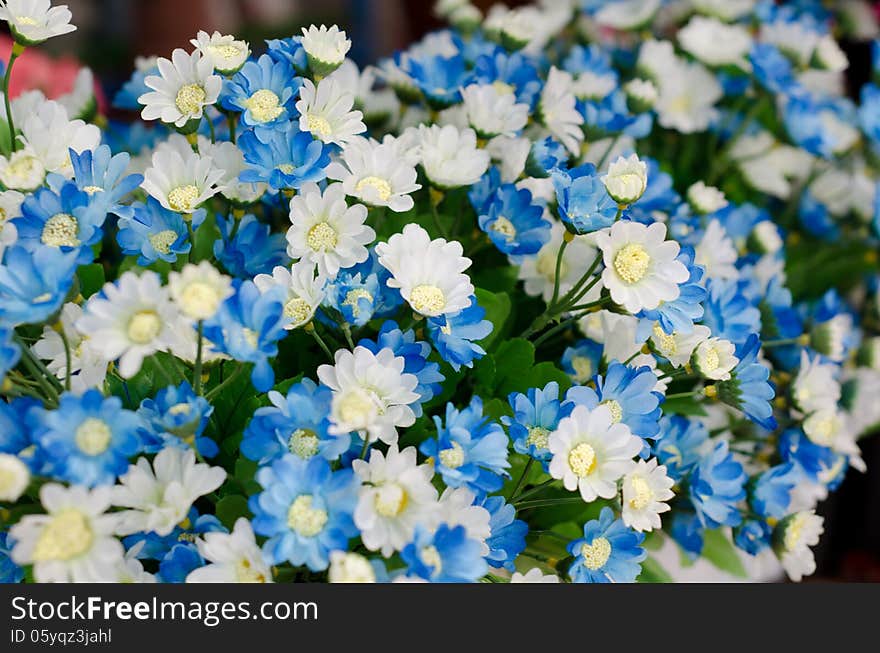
[1,0,879,584]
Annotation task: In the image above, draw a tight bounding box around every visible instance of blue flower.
[468,167,502,215]
[421,396,510,494]
[221,54,300,130]
[860,84,880,144]
[525,137,569,178]
[652,415,708,482]
[472,50,542,109]
[689,440,747,528]
[799,189,839,240]
[266,36,308,74]
[49,145,143,220]
[138,382,217,458]
[117,198,193,265]
[158,544,205,583]
[479,495,528,571]
[0,398,41,470]
[637,246,706,335]
[124,509,225,561]
[203,280,290,392]
[406,53,473,109]
[783,91,842,159]
[579,90,647,139]
[114,62,158,110]
[750,463,797,520]
[32,390,142,487]
[750,43,798,95]
[0,245,79,326]
[778,428,835,482]
[214,213,290,278]
[241,378,350,464]
[250,455,360,572]
[400,524,488,582]
[14,183,102,264]
[560,339,603,384]
[323,271,380,327]
[716,334,778,431]
[478,184,551,256]
[344,249,404,319]
[426,296,493,372]
[0,532,23,583]
[567,507,646,583]
[0,326,20,385]
[733,519,772,556]
[503,381,569,463]
[624,157,679,223]
[562,44,615,77]
[357,321,443,417]
[669,508,704,560]
[552,164,619,234]
[701,279,762,347]
[239,122,331,193]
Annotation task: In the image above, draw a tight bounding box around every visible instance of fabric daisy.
[596,220,689,314]
[141,145,223,216]
[548,403,642,502]
[537,67,583,155]
[186,518,272,583]
[0,453,29,502]
[19,100,101,178]
[32,304,107,392]
[139,48,222,128]
[567,506,646,583]
[296,77,366,146]
[0,0,76,45]
[326,137,421,212]
[692,336,738,381]
[518,222,599,302]
[301,24,351,77]
[253,261,325,330]
[375,223,474,317]
[461,83,529,139]
[190,30,250,75]
[418,124,490,189]
[0,148,45,191]
[286,182,374,278]
[168,261,234,322]
[621,458,675,532]
[774,511,824,582]
[221,54,298,130]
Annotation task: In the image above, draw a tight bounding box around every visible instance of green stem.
[193,320,204,395]
[3,44,23,154]
[596,133,621,170]
[308,326,334,361]
[664,390,703,401]
[187,220,197,262]
[205,363,249,401]
[512,478,557,504]
[532,314,582,348]
[548,236,570,309]
[359,435,371,460]
[516,497,585,510]
[507,458,534,502]
[57,325,72,392]
[430,196,448,239]
[564,297,609,313]
[226,112,237,144]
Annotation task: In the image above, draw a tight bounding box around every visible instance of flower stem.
[507,458,535,502]
[205,363,249,401]
[3,43,23,154]
[307,324,334,361]
[548,235,571,309]
[57,323,72,392]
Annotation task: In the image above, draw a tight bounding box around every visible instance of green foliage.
[701,529,748,578]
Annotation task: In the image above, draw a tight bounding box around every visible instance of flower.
[751,463,797,520]
[10,484,123,582]
[221,54,298,130]
[301,24,351,77]
[406,53,473,109]
[678,16,751,68]
[214,214,290,279]
[417,124,490,189]
[461,83,529,139]
[518,223,599,301]
[548,403,642,502]
[141,145,223,215]
[241,378,349,465]
[137,382,217,458]
[296,77,366,146]
[692,337,738,381]
[687,181,728,215]
[621,458,674,532]
[32,389,142,487]
[0,149,45,191]
[328,551,382,583]
[326,137,421,212]
[538,67,583,155]
[15,183,100,264]
[117,198,192,265]
[689,440,747,528]
[421,396,511,494]
[0,245,78,326]
[480,495,527,570]
[478,183,550,256]
[77,271,179,378]
[567,507,646,583]
[250,455,360,572]
[791,350,840,414]
[186,518,271,583]
[552,163,620,235]
[503,381,568,464]
[113,447,226,537]
[0,452,30,502]
[239,121,331,193]
[400,524,488,583]
[58,145,143,220]
[603,154,648,205]
[715,334,777,430]
[774,510,824,582]
[0,0,75,45]
[190,30,249,75]
[0,531,24,583]
[168,261,234,322]
[286,182,374,277]
[352,445,439,557]
[139,48,222,128]
[596,220,689,314]
[19,100,100,178]
[376,223,474,317]
[511,568,560,583]
[426,295,492,371]
[253,261,324,330]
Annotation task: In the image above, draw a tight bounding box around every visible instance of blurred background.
[4,0,880,581]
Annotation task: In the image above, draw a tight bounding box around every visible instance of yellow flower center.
[355,176,392,203]
[33,509,94,562]
[343,289,373,316]
[41,213,80,248]
[277,163,296,175]
[7,153,41,181]
[288,428,320,459]
[613,243,651,284]
[179,281,222,319]
[783,514,806,552]
[306,113,333,138]
[168,403,191,416]
[235,557,268,583]
[307,221,338,252]
[75,418,112,456]
[568,442,597,477]
[242,327,259,349]
[338,388,380,425]
[15,16,38,26]
[284,297,313,326]
[421,545,443,575]
[652,323,677,356]
[492,80,515,95]
[149,229,178,254]
[208,44,244,62]
[287,495,328,537]
[628,476,653,510]
[409,284,446,315]
[374,482,408,518]
[175,83,207,116]
[525,426,551,450]
[701,346,720,372]
[83,185,103,195]
[127,310,162,344]
[244,89,284,123]
[167,184,200,212]
[600,399,623,424]
[570,356,593,382]
[490,216,517,241]
[439,441,465,469]
[581,537,612,570]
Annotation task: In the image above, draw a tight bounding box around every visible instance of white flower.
[751,221,783,255]
[695,219,738,281]
[113,447,226,537]
[678,16,752,68]
[802,409,864,472]
[301,24,351,75]
[518,222,599,302]
[328,551,377,583]
[32,302,108,392]
[199,138,265,204]
[761,20,819,67]
[596,220,688,313]
[253,262,325,330]
[352,445,439,556]
[776,511,823,582]
[0,0,75,45]
[141,145,223,214]
[327,137,421,212]
[297,77,366,146]
[687,181,728,214]
[10,484,123,582]
[594,0,661,30]
[650,323,711,368]
[57,67,96,120]
[0,148,44,191]
[486,135,530,183]
[139,48,222,128]
[693,337,738,381]
[603,154,648,205]
[572,71,618,101]
[814,34,848,72]
[76,271,180,378]
[168,261,234,322]
[418,124,490,189]
[654,62,722,134]
[621,458,674,532]
[186,518,272,583]
[375,223,474,317]
[317,346,420,444]
[511,568,560,583]
[434,0,469,18]
[190,30,250,75]
[623,78,658,112]
[548,404,642,502]
[434,487,491,554]
[792,350,841,414]
[691,0,755,21]
[19,100,100,178]
[461,84,529,139]
[0,453,29,502]
[810,313,852,362]
[538,67,583,155]
[0,189,22,256]
[286,182,374,277]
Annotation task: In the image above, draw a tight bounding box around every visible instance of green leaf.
[701,529,748,578]
[492,338,536,397]
[482,397,512,422]
[77,263,105,298]
[662,395,708,417]
[638,556,674,583]
[472,354,496,395]
[524,362,572,394]
[215,495,250,530]
[474,288,511,351]
[194,214,221,262]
